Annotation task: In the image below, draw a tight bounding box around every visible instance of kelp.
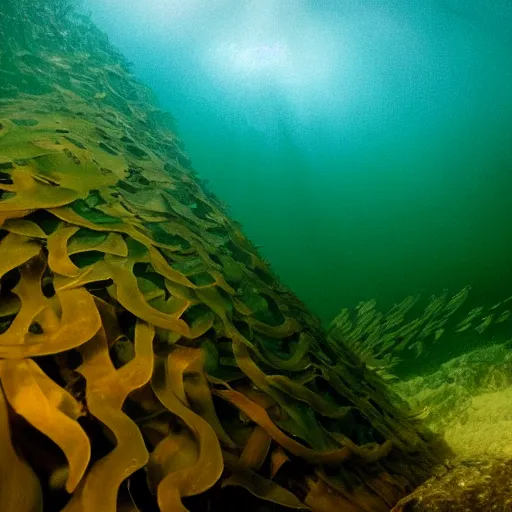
[221,469,308,509]
[62,319,154,512]
[0,357,90,492]
[151,355,224,511]
[0,1,448,510]
[0,386,43,512]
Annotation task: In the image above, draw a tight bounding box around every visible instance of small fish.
[419,316,447,339]
[456,306,483,330]
[455,322,472,333]
[356,299,376,319]
[384,295,419,327]
[434,328,445,342]
[408,340,424,358]
[329,308,351,333]
[396,317,424,338]
[364,327,382,348]
[383,313,405,332]
[475,313,494,334]
[357,311,381,335]
[497,310,510,323]
[444,285,471,316]
[408,405,431,421]
[423,291,448,319]
[394,334,412,352]
[379,371,400,383]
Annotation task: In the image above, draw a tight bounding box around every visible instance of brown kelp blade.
[214,387,353,465]
[0,358,91,493]
[151,355,224,512]
[0,385,43,512]
[222,469,309,510]
[63,320,154,512]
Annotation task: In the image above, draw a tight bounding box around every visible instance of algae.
[0,1,449,511]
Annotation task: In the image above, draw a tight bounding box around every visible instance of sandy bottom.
[444,386,512,459]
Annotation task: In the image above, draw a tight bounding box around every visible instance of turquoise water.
[82,0,512,334]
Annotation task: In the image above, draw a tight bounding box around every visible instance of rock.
[392,458,512,511]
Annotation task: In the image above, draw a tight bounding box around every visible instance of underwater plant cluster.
[0,1,449,511]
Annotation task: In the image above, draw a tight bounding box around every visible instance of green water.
[82,0,512,364]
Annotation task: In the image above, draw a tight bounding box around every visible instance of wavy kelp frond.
[328,286,511,375]
[0,358,90,493]
[0,386,43,512]
[150,354,224,512]
[62,320,154,512]
[0,1,449,511]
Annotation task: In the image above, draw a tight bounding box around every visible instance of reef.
[391,458,512,511]
[0,1,449,511]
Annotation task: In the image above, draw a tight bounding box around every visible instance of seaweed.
[0,1,450,511]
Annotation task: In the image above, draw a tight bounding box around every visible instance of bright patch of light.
[84,0,371,126]
[222,41,289,76]
[205,26,348,128]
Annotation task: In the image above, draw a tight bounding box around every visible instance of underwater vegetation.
[0,1,450,511]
